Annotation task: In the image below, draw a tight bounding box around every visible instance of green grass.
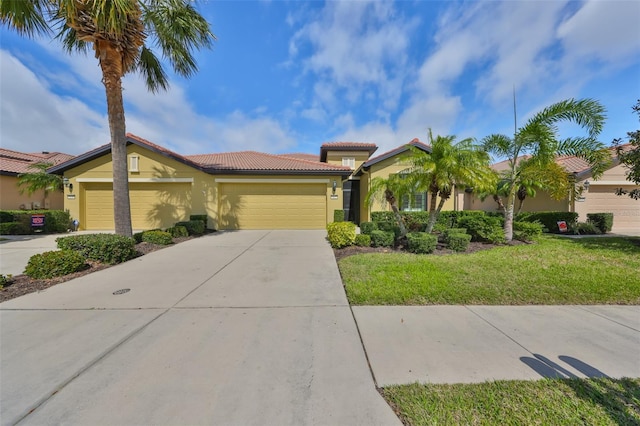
[339,236,640,305]
[382,378,640,425]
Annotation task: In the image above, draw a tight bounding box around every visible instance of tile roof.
[0,148,74,176]
[186,151,353,174]
[279,153,320,162]
[320,142,377,149]
[362,138,431,168]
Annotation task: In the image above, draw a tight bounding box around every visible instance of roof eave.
[204,168,353,177]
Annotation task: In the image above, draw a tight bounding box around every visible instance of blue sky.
[1,0,639,160]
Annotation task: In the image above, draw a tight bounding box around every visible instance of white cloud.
[0,50,109,154]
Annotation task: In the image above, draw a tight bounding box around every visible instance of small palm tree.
[1,0,215,236]
[365,174,411,237]
[17,162,63,204]
[482,98,610,241]
[409,130,496,233]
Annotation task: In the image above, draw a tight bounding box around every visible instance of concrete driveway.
[0,234,61,276]
[0,231,400,426]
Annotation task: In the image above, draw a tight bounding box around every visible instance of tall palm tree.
[409,130,496,233]
[1,0,215,236]
[482,98,609,241]
[17,162,63,204]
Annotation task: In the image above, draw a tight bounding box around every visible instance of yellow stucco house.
[465,148,640,233]
[0,148,73,211]
[47,134,458,231]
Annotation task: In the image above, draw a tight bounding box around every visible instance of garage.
[582,185,640,232]
[83,182,192,230]
[218,182,327,229]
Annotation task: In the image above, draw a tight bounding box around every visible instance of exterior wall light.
[63,177,73,193]
[332,180,337,195]
[583,180,590,190]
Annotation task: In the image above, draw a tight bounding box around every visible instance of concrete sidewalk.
[353,305,640,386]
[1,231,400,426]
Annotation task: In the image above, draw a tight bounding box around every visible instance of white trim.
[586,181,638,186]
[128,155,139,172]
[215,178,330,184]
[77,178,194,183]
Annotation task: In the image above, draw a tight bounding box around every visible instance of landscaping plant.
[587,213,614,233]
[406,232,438,254]
[369,230,395,248]
[56,234,137,264]
[25,250,87,279]
[326,222,356,248]
[446,233,472,252]
[142,230,173,245]
[355,234,371,247]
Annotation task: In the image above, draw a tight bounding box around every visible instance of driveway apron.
[0,230,400,426]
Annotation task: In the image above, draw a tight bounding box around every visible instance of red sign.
[557,221,568,233]
[31,214,45,227]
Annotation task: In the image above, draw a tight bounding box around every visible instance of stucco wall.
[0,175,65,210]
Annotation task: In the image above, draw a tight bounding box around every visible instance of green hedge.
[142,230,173,245]
[587,213,614,234]
[0,210,71,234]
[333,210,346,222]
[189,214,208,229]
[376,221,401,238]
[442,228,468,243]
[457,215,505,244]
[447,233,472,252]
[166,225,189,238]
[516,211,579,234]
[513,221,544,242]
[359,221,377,235]
[24,250,87,279]
[56,234,137,264]
[175,220,205,235]
[355,234,371,247]
[406,232,437,254]
[0,221,31,235]
[576,222,601,235]
[371,211,395,222]
[326,222,356,248]
[370,230,394,247]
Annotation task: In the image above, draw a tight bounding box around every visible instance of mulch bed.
[333,240,527,262]
[0,236,197,303]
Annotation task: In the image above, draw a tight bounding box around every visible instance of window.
[401,192,427,211]
[129,155,139,172]
[342,157,356,169]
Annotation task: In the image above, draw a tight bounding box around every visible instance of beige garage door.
[83,183,192,230]
[219,183,327,229]
[585,185,640,231]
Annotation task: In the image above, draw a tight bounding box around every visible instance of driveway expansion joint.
[576,306,640,332]
[464,305,536,356]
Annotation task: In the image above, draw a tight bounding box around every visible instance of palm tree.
[409,130,496,233]
[17,162,63,205]
[511,159,571,214]
[365,174,411,237]
[482,98,609,241]
[1,0,215,236]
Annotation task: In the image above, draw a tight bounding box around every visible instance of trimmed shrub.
[376,221,401,238]
[406,232,437,254]
[513,221,544,242]
[189,214,208,229]
[326,221,356,248]
[516,211,579,234]
[333,210,346,222]
[442,228,468,243]
[370,230,395,248]
[359,221,377,235]
[576,222,602,235]
[371,211,394,222]
[355,234,371,247]
[133,231,144,244]
[0,221,31,235]
[457,215,505,244]
[56,234,137,264]
[447,233,472,252]
[0,211,15,223]
[142,230,173,245]
[436,210,493,229]
[587,213,614,234]
[175,220,205,235]
[167,225,189,238]
[24,250,87,279]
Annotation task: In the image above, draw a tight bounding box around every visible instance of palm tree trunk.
[99,42,133,237]
[384,189,407,237]
[504,194,515,242]
[424,187,439,233]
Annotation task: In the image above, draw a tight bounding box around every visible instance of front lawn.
[339,236,640,305]
[382,378,640,425]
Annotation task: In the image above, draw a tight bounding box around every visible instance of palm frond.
[525,98,606,138]
[0,0,51,37]
[136,45,169,93]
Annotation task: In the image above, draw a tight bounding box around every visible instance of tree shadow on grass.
[564,236,640,255]
[521,354,640,425]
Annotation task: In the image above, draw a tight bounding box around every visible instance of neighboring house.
[0,148,74,210]
[465,146,640,232]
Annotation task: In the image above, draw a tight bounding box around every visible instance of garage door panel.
[219,183,326,230]
[83,183,192,230]
[586,185,640,231]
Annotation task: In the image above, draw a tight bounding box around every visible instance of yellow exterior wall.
[0,175,65,210]
[62,144,346,230]
[359,155,456,222]
[325,151,371,171]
